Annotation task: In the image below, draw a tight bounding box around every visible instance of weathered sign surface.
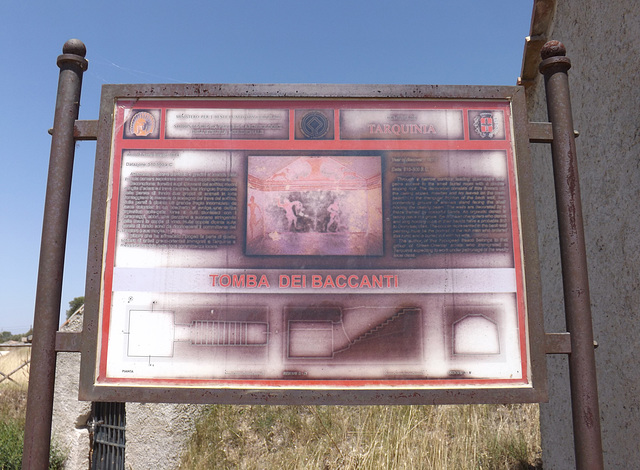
[80,85,546,404]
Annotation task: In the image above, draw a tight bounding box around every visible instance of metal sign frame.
[79,83,547,405]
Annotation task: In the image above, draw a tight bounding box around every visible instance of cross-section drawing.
[453,314,500,355]
[185,320,268,346]
[286,306,422,362]
[126,309,268,359]
[444,304,504,359]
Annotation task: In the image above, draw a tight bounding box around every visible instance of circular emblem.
[129,111,156,137]
[300,111,330,139]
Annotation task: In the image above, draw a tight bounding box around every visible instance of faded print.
[246,156,383,256]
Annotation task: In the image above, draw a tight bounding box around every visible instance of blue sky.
[0,1,533,333]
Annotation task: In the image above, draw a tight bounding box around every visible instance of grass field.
[180,403,542,469]
[0,347,31,468]
[0,346,67,469]
[0,345,542,469]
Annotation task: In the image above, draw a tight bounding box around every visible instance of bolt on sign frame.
[79,83,547,405]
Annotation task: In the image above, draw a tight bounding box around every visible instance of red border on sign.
[98,99,527,389]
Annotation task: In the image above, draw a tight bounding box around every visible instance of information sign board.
[80,84,546,404]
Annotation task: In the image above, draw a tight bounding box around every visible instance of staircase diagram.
[286,306,422,362]
[333,308,418,354]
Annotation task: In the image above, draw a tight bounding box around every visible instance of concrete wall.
[525,1,640,467]
[51,315,92,469]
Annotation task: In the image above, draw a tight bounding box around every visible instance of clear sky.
[0,1,533,334]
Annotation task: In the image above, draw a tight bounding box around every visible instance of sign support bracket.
[22,39,88,469]
[539,40,604,469]
[25,37,557,467]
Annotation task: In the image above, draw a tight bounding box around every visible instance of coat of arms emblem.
[473,111,498,139]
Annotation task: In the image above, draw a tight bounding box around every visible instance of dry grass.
[180,403,541,469]
[0,385,28,423]
[0,346,542,469]
[0,347,31,387]
[0,348,30,424]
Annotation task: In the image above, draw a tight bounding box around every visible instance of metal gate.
[90,402,125,469]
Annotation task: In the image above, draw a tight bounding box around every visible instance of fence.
[0,344,31,386]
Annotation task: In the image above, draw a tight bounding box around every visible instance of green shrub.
[0,419,66,470]
[0,420,24,469]
[0,387,66,470]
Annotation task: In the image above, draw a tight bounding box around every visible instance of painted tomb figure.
[247,196,263,240]
[326,199,341,232]
[277,197,304,231]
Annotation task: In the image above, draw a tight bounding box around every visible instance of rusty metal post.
[539,41,604,469]
[22,39,88,469]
